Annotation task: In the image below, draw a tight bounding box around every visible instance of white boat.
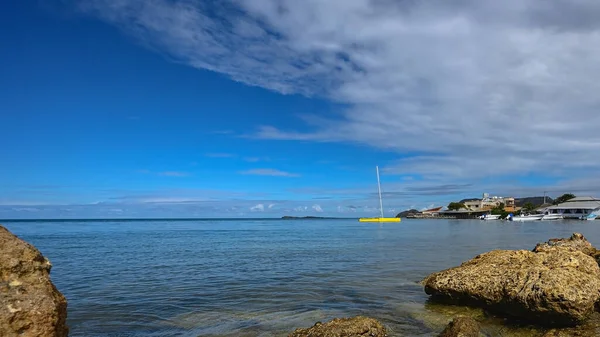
[509,214,543,222]
[584,213,598,221]
[541,214,564,221]
[480,214,501,220]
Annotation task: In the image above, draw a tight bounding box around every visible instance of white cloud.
[250,203,265,212]
[138,170,190,177]
[78,0,600,187]
[312,204,323,212]
[268,203,276,209]
[158,171,190,177]
[239,169,300,177]
[10,207,41,212]
[205,153,236,158]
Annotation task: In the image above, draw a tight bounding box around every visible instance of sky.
[2,0,600,219]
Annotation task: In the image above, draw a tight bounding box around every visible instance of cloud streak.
[239,168,300,177]
[205,153,236,158]
[138,170,190,177]
[76,0,600,188]
[158,171,190,177]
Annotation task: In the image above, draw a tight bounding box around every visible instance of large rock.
[288,316,387,337]
[534,233,600,264]
[422,247,600,326]
[0,225,68,337]
[438,317,481,337]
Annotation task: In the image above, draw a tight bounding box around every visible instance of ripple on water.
[4,219,600,336]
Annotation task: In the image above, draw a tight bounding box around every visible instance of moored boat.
[509,214,543,222]
[541,214,564,221]
[480,214,501,220]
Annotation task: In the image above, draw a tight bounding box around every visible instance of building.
[422,206,443,216]
[460,193,516,212]
[438,209,488,219]
[406,206,445,218]
[542,197,600,219]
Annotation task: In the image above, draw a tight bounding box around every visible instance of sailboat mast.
[376,166,384,218]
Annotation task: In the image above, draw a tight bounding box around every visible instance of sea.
[3,218,600,337]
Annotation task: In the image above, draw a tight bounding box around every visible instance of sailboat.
[358,166,401,223]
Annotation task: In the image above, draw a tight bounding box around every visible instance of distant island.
[281,216,338,220]
[396,209,420,218]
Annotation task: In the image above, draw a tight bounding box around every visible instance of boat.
[543,197,600,219]
[508,214,543,222]
[358,166,401,223]
[541,214,564,221]
[583,213,598,221]
[480,214,501,220]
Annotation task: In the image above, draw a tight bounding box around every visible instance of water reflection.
[3,219,600,336]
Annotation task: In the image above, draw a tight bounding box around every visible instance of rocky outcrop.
[438,317,481,337]
[0,225,68,337]
[534,233,600,264]
[288,316,387,337]
[422,246,600,326]
[397,209,420,218]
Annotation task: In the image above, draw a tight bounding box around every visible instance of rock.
[422,248,600,326]
[397,209,420,218]
[0,225,68,337]
[288,316,387,337]
[408,302,486,332]
[533,233,600,264]
[438,317,481,337]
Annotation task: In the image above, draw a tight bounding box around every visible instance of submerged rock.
[288,316,387,337]
[0,225,68,337]
[438,317,481,337]
[422,247,600,326]
[540,313,600,337]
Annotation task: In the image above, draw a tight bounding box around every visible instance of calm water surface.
[4,219,600,336]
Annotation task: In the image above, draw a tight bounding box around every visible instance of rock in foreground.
[422,247,600,326]
[438,317,481,337]
[289,316,386,337]
[534,233,600,264]
[0,225,68,337]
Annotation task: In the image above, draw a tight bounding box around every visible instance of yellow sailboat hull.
[358,217,401,223]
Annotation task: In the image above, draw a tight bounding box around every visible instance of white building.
[462,193,516,212]
[543,197,600,219]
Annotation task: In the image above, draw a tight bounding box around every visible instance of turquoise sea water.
[3,218,600,336]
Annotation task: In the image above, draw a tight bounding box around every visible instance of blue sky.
[2,1,600,219]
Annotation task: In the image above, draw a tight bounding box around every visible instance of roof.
[548,198,600,210]
[439,210,489,214]
[459,198,480,203]
[535,203,553,211]
[422,206,443,213]
[567,196,600,202]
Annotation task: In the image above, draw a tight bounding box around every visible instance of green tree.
[447,202,466,211]
[554,193,576,205]
[491,203,505,215]
[523,202,536,212]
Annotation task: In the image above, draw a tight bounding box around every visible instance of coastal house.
[461,193,517,212]
[541,196,600,219]
[405,206,444,218]
[421,206,443,216]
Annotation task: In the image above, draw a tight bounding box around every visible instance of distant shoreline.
[0,217,356,222]
[280,216,343,220]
